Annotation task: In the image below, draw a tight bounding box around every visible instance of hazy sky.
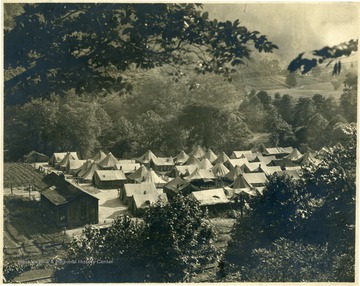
[204,3,359,64]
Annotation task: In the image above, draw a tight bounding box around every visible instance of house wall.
[66,194,99,226]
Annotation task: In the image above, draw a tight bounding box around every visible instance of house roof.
[190,188,230,206]
[163,177,192,192]
[189,145,206,158]
[123,183,158,198]
[213,151,230,164]
[199,158,213,169]
[185,168,216,181]
[67,159,86,171]
[118,159,136,164]
[135,150,157,164]
[212,163,230,177]
[150,157,175,166]
[41,179,98,206]
[90,150,107,163]
[115,163,141,174]
[243,173,268,185]
[175,150,189,164]
[132,193,168,210]
[265,147,293,155]
[98,152,118,168]
[94,170,127,181]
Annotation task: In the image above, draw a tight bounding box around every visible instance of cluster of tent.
[45,145,322,216]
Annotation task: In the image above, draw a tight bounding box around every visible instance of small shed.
[120,182,158,205]
[149,157,175,172]
[163,177,199,199]
[40,179,98,226]
[23,150,49,163]
[93,170,127,189]
[189,188,231,213]
[129,193,168,216]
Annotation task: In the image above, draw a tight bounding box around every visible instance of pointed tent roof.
[80,162,99,181]
[58,152,78,168]
[127,165,148,182]
[175,150,189,165]
[98,152,118,168]
[199,158,213,169]
[90,150,107,163]
[203,148,218,162]
[212,163,230,178]
[76,159,94,177]
[285,148,303,161]
[135,150,157,164]
[141,169,166,184]
[185,154,201,166]
[189,145,206,159]
[232,175,252,189]
[213,151,230,164]
[296,152,320,166]
[185,168,216,181]
[225,165,244,181]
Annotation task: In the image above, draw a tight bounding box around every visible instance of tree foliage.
[4,3,277,105]
[54,195,217,283]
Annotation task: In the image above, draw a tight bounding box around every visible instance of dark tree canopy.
[4,3,278,105]
[288,39,358,75]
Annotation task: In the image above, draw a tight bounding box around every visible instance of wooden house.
[129,193,168,217]
[149,157,175,172]
[93,170,127,189]
[120,182,158,205]
[40,179,98,226]
[163,177,199,199]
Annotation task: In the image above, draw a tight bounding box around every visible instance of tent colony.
[56,152,79,171]
[167,164,197,178]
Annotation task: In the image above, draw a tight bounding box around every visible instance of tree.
[142,195,217,282]
[288,39,358,75]
[273,94,294,124]
[54,196,217,283]
[4,3,277,105]
[285,72,297,88]
[340,73,357,123]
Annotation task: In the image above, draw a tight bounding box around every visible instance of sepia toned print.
[2,2,358,283]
